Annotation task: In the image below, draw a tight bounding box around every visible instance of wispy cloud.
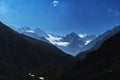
[107,9,112,13]
[107,8,120,16]
[115,12,119,16]
[53,0,59,7]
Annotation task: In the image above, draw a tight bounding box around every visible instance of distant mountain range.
[12,25,120,58]
[13,26,96,56]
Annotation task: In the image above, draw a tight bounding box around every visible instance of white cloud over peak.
[53,42,70,46]
[46,34,70,47]
[47,34,62,41]
[79,34,87,38]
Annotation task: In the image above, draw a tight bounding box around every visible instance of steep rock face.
[57,31,120,80]
[0,22,74,75]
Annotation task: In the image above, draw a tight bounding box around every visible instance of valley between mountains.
[0,22,120,80]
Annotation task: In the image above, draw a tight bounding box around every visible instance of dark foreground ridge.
[57,29,120,80]
[0,22,74,79]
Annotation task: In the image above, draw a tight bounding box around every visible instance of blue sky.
[0,0,120,35]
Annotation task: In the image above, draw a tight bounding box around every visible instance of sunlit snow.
[79,34,87,38]
[25,30,34,33]
[85,40,91,45]
[46,34,70,47]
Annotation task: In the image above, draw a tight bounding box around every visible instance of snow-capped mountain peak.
[13,26,96,56]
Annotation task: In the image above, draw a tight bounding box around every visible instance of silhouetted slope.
[76,26,120,60]
[0,22,74,76]
[57,31,120,80]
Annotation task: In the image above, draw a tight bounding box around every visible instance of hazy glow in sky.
[0,0,120,35]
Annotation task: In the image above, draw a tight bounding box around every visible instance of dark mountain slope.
[57,31,120,80]
[76,26,120,59]
[0,22,74,76]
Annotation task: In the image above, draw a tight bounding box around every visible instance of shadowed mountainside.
[0,22,74,78]
[76,25,120,60]
[57,30,120,80]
